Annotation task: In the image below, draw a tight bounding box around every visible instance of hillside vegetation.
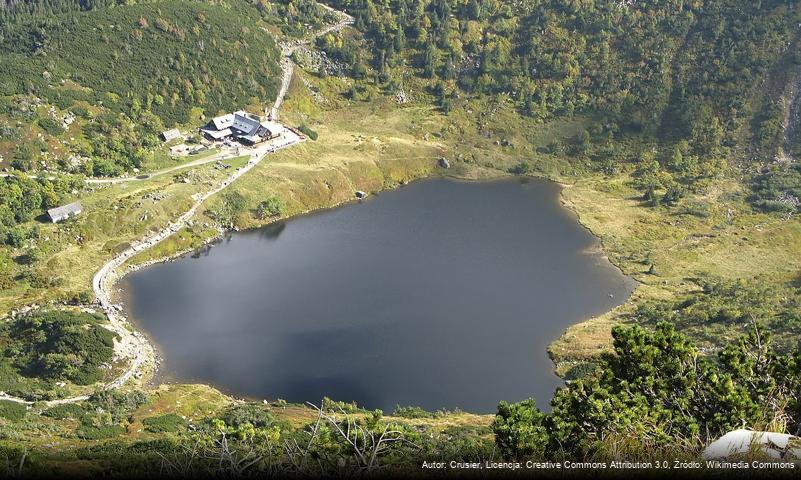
[0,309,117,399]
[320,0,801,205]
[0,0,281,175]
[0,0,801,476]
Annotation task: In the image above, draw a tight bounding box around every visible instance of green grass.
[549,173,801,370]
[139,146,222,173]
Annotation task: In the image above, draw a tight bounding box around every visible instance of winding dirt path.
[0,3,353,408]
[269,6,353,120]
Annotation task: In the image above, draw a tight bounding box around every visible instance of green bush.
[508,161,533,175]
[493,399,549,458]
[496,320,801,458]
[321,397,362,414]
[439,425,495,460]
[750,159,801,214]
[42,403,85,420]
[208,190,248,225]
[298,123,318,141]
[219,404,275,429]
[68,368,104,386]
[680,199,712,218]
[76,424,126,440]
[0,309,117,386]
[0,400,27,421]
[142,413,186,433]
[37,117,65,136]
[255,196,285,219]
[89,390,150,423]
[0,360,55,399]
[392,405,435,419]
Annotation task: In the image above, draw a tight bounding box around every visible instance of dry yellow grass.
[549,173,801,368]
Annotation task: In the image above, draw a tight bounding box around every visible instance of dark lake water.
[121,178,635,413]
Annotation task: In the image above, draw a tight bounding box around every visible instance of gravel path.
[269,6,353,120]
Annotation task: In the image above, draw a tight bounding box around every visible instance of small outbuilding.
[161,129,182,142]
[47,201,82,223]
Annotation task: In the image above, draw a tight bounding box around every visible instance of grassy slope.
[0,159,237,313]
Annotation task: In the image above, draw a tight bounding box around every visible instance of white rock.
[704,429,801,460]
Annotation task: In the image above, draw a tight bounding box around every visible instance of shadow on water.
[257,222,286,241]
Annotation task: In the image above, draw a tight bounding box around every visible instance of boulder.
[704,429,801,460]
[438,157,450,169]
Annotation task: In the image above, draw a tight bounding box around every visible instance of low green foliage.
[142,414,187,434]
[36,117,64,137]
[0,360,55,399]
[76,423,126,440]
[71,390,150,439]
[219,404,276,429]
[207,190,248,226]
[437,425,494,460]
[0,400,26,421]
[392,405,436,419]
[751,163,801,214]
[494,321,801,459]
[635,277,801,351]
[255,196,285,219]
[298,123,318,141]
[320,397,362,414]
[508,161,533,175]
[88,390,150,424]
[493,399,548,458]
[42,403,85,420]
[0,310,117,388]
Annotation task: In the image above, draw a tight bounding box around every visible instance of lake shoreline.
[118,168,635,411]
